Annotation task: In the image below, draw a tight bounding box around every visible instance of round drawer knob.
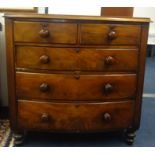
[40,83,49,92]
[74,71,80,80]
[104,56,115,65]
[105,56,115,65]
[41,113,49,122]
[74,74,80,80]
[104,83,113,93]
[75,48,80,53]
[108,30,117,40]
[40,55,50,64]
[103,113,111,122]
[39,29,49,38]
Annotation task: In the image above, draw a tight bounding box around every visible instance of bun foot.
[125,129,136,145]
[13,131,25,146]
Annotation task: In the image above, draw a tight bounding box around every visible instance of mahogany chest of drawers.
[5,14,150,145]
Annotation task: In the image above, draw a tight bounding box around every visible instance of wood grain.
[4,14,150,23]
[16,72,137,101]
[5,14,150,141]
[101,7,133,17]
[16,46,138,72]
[134,23,150,129]
[5,18,17,130]
[14,21,77,44]
[18,100,134,131]
[80,24,141,45]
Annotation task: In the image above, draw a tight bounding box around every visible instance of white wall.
[48,6,100,16]
[47,1,101,15]
[134,7,155,34]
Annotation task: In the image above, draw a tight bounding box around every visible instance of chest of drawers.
[5,14,150,145]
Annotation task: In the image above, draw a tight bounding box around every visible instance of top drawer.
[80,24,141,45]
[14,21,77,44]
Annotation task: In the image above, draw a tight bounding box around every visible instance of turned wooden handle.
[74,71,80,80]
[39,29,49,38]
[103,113,111,122]
[40,83,49,92]
[74,74,80,80]
[105,56,115,65]
[40,55,50,64]
[104,83,113,93]
[108,30,117,40]
[41,113,49,122]
[75,48,80,53]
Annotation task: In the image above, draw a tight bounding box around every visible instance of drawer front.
[14,21,77,44]
[80,24,141,45]
[18,100,134,131]
[16,46,138,72]
[16,72,137,101]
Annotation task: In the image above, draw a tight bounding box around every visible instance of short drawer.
[14,21,77,44]
[18,100,134,131]
[80,24,141,45]
[16,72,137,101]
[16,46,138,72]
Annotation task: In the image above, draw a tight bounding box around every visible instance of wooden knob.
[105,56,115,65]
[39,29,49,38]
[108,30,117,40]
[41,113,49,122]
[40,83,49,92]
[40,55,50,64]
[103,113,111,122]
[74,74,80,80]
[104,83,113,93]
[75,48,80,53]
[74,71,80,80]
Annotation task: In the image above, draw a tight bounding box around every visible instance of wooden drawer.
[14,21,77,44]
[18,100,134,131]
[16,46,138,72]
[80,24,141,45]
[16,72,137,101]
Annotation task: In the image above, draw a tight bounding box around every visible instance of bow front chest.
[5,14,150,145]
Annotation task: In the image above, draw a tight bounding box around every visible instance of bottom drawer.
[18,100,134,132]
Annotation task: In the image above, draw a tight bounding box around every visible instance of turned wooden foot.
[13,131,25,146]
[125,129,136,145]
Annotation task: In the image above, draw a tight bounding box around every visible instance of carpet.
[0,120,14,147]
[144,57,155,94]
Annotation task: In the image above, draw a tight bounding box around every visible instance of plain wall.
[134,7,155,33]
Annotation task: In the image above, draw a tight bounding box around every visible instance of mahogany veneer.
[5,14,150,145]
[101,7,134,17]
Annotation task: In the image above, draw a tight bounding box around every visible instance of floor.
[144,57,155,94]
[20,57,155,147]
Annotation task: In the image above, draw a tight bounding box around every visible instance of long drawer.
[14,21,77,44]
[16,46,138,72]
[16,72,137,101]
[18,100,134,131]
[80,24,141,45]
